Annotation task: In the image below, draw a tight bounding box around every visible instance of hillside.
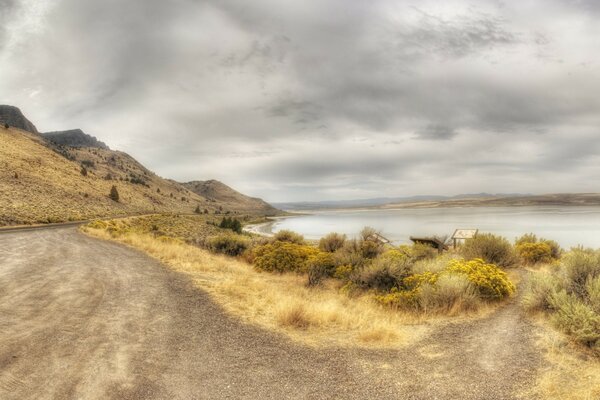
[183,180,279,216]
[0,105,38,134]
[0,123,278,225]
[43,129,109,149]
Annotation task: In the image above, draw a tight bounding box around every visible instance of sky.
[1,0,600,202]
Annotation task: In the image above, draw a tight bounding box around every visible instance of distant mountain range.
[273,193,531,210]
[0,105,279,225]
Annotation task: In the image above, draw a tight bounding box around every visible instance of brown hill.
[0,122,278,225]
[183,180,279,216]
[0,105,38,134]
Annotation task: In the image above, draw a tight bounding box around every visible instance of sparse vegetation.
[523,248,600,353]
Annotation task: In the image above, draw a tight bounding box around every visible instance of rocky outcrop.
[43,129,110,150]
[0,105,39,134]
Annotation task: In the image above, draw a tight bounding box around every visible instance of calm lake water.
[252,206,600,248]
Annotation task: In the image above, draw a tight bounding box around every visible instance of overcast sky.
[1,0,599,202]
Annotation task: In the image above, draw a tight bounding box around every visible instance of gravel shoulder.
[0,227,542,399]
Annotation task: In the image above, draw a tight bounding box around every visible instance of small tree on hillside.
[4,123,8,129]
[80,166,88,176]
[109,185,120,202]
[194,205,201,214]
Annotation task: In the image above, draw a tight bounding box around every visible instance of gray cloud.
[1,0,599,201]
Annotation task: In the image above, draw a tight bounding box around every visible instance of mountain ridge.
[0,106,279,225]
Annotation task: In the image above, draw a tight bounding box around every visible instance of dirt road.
[0,227,542,399]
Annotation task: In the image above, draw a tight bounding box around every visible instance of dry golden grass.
[83,226,432,348]
[526,317,600,400]
[0,127,216,225]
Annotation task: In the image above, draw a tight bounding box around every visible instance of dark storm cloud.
[1,0,599,201]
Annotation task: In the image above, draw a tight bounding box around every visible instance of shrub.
[207,234,249,257]
[460,233,517,268]
[418,274,479,314]
[194,205,201,214]
[306,252,336,286]
[522,273,559,312]
[543,239,562,259]
[109,185,119,202]
[550,290,600,347]
[587,277,600,314]
[219,217,242,234]
[333,264,353,281]
[515,234,562,263]
[515,233,538,246]
[318,232,346,253]
[81,159,95,168]
[273,229,305,245]
[4,122,8,129]
[412,255,454,275]
[352,256,413,292]
[561,249,600,299]
[516,242,553,265]
[408,243,438,261]
[445,258,515,300]
[80,166,88,176]
[253,241,320,273]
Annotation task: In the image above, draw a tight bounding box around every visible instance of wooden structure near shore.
[409,236,449,253]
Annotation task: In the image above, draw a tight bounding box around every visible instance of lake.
[250,206,600,248]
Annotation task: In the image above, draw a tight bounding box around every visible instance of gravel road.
[0,227,542,399]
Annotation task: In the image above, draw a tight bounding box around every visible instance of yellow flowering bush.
[446,258,515,299]
[516,242,553,265]
[253,241,321,273]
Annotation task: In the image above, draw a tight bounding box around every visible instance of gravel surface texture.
[0,227,542,399]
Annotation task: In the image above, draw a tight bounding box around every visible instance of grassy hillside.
[184,180,279,216]
[0,126,220,225]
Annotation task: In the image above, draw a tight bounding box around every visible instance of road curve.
[0,227,400,399]
[0,227,542,399]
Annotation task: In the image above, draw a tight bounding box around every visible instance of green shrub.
[550,290,600,347]
[207,235,249,257]
[460,233,517,268]
[253,241,320,273]
[516,242,553,265]
[445,258,515,299]
[318,232,346,253]
[273,229,305,245]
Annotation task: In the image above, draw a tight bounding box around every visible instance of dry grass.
[0,127,218,225]
[527,317,600,400]
[83,226,431,348]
